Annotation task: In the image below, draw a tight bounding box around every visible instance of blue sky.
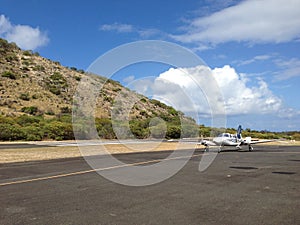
[1,0,300,131]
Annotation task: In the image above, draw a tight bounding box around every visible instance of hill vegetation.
[0,38,198,141]
[0,38,299,141]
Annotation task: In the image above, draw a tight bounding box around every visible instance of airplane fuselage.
[212,133,242,146]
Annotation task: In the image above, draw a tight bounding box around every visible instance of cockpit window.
[218,133,231,137]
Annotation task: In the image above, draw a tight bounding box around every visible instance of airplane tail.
[237,125,243,140]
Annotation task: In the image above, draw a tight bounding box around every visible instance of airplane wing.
[250,139,280,144]
[200,140,217,146]
[243,137,282,145]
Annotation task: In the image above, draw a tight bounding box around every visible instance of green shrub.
[57,114,72,123]
[23,50,33,56]
[75,76,81,81]
[168,107,178,116]
[19,93,30,101]
[44,121,74,141]
[21,67,30,72]
[113,87,122,92]
[199,126,211,137]
[32,94,38,99]
[5,53,18,62]
[45,110,55,115]
[22,60,30,66]
[47,72,68,95]
[60,106,71,114]
[21,106,38,115]
[0,115,15,125]
[150,124,167,138]
[33,65,45,71]
[129,119,150,139]
[181,124,199,138]
[2,71,16,79]
[150,99,167,109]
[0,38,9,49]
[70,67,77,71]
[16,114,42,126]
[49,87,61,95]
[0,124,26,141]
[140,110,148,117]
[166,125,181,139]
[22,126,44,141]
[50,72,64,81]
[96,118,116,139]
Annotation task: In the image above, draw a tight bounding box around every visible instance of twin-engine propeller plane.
[200,125,278,153]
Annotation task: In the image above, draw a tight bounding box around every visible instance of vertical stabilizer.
[237,125,243,140]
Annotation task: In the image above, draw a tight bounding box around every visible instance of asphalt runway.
[1,145,300,225]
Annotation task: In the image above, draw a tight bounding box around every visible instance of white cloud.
[274,58,300,80]
[0,15,12,33]
[172,0,300,47]
[123,75,135,83]
[0,15,49,50]
[155,66,228,118]
[212,65,282,115]
[235,54,274,66]
[100,23,134,33]
[278,107,300,119]
[137,28,161,38]
[100,22,162,38]
[132,65,283,118]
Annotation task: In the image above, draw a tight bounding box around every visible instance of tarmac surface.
[1,145,300,225]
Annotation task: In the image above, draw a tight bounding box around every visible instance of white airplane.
[200,125,278,153]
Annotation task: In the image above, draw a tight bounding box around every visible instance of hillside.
[0,38,198,141]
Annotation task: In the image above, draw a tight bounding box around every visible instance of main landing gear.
[248,145,253,151]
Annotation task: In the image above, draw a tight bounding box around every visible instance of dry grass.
[0,146,81,163]
[0,142,201,164]
[1,140,298,164]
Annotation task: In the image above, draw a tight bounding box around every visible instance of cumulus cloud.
[172,0,300,46]
[132,65,283,118]
[0,15,49,50]
[212,65,282,115]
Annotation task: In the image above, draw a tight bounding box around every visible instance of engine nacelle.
[245,136,251,144]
